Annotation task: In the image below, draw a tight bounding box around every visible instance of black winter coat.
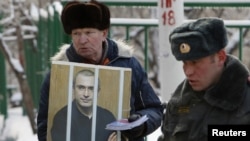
[160,55,250,141]
[37,39,163,141]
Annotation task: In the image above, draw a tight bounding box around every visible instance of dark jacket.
[159,55,250,141]
[37,39,163,141]
[51,100,116,141]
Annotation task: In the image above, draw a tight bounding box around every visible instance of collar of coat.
[205,55,249,110]
[50,38,133,63]
[171,55,249,111]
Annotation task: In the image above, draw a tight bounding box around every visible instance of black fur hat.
[61,0,110,34]
[169,17,228,60]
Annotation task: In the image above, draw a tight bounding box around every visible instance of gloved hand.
[121,114,146,139]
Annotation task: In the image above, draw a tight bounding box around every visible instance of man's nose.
[184,65,194,76]
[79,33,88,43]
[83,88,91,97]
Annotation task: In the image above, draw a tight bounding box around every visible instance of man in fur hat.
[158,17,250,141]
[37,0,163,141]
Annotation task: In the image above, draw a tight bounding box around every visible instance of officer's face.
[182,50,226,91]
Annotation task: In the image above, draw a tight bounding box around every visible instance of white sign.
[158,0,185,102]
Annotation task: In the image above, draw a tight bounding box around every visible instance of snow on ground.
[147,127,161,141]
[0,107,38,141]
[0,107,161,141]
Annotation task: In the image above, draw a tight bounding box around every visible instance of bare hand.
[108,132,118,141]
[107,132,128,141]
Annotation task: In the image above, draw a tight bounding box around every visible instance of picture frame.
[47,61,131,141]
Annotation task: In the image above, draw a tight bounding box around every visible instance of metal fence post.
[0,51,7,119]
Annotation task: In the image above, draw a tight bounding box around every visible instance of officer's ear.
[216,49,227,65]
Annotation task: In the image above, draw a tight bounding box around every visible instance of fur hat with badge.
[61,0,110,34]
[169,17,228,61]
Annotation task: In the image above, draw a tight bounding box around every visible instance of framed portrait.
[47,61,131,141]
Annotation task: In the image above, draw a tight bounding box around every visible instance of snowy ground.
[0,107,161,141]
[147,127,161,141]
[0,107,37,141]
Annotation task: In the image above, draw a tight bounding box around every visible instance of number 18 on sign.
[159,0,184,27]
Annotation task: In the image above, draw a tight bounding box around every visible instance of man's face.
[74,74,95,108]
[182,52,224,91]
[71,28,107,62]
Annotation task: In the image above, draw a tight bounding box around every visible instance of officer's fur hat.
[169,17,228,60]
[61,0,110,34]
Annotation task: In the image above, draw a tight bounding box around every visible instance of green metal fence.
[0,52,7,119]
[25,6,70,108]
[32,0,250,109]
[0,14,7,119]
[79,0,250,7]
[1,0,250,119]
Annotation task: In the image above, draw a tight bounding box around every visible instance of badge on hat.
[180,43,190,54]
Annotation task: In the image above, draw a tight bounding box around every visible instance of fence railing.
[92,0,250,7]
[1,0,250,118]
[110,18,250,68]
[26,0,250,109]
